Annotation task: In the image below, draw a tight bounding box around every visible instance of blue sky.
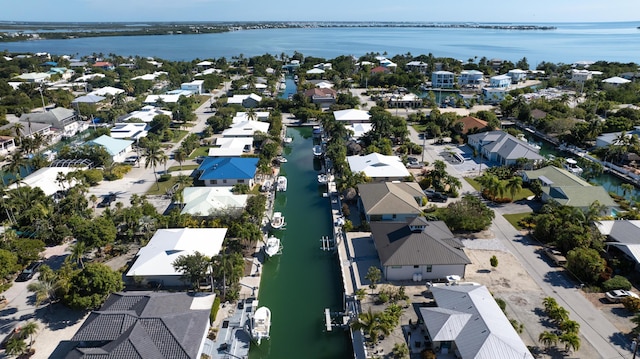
[3,0,640,23]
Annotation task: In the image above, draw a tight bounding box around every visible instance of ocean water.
[1,22,638,64]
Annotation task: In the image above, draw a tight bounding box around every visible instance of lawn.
[464,177,534,202]
[168,164,199,172]
[503,213,531,231]
[145,175,192,196]
[189,146,212,159]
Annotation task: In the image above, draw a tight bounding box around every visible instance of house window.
[237,179,245,183]
[223,180,227,184]
[211,180,218,185]
[426,265,432,272]
[413,265,419,269]
[392,214,397,219]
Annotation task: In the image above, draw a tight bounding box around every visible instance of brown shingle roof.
[455,116,488,134]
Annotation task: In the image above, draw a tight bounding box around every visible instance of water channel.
[250,127,352,359]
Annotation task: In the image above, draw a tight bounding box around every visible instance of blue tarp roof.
[198,157,258,181]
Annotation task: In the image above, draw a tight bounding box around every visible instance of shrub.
[495,297,507,312]
[602,275,632,292]
[377,292,390,304]
[210,296,221,324]
[490,255,499,268]
[622,297,640,313]
[159,173,172,182]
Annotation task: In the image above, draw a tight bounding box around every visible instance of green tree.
[172,251,211,290]
[391,342,409,359]
[538,330,559,350]
[559,319,580,334]
[144,145,164,190]
[0,249,19,279]
[490,255,498,268]
[63,263,124,310]
[69,241,88,269]
[365,266,382,293]
[4,337,26,356]
[566,247,606,284]
[21,321,38,349]
[505,176,523,201]
[559,332,581,353]
[173,148,187,170]
[441,194,495,232]
[350,308,384,343]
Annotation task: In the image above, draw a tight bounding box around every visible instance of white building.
[333,109,371,124]
[180,187,248,217]
[458,70,483,86]
[109,122,149,140]
[507,69,528,83]
[347,153,410,181]
[208,137,253,157]
[489,74,511,88]
[181,79,205,94]
[119,105,172,123]
[431,71,455,89]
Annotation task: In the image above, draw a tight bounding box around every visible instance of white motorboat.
[283,137,293,144]
[317,173,328,184]
[276,156,288,164]
[564,158,583,175]
[271,212,286,229]
[260,180,273,192]
[251,306,271,344]
[276,176,288,192]
[313,145,324,158]
[264,236,283,257]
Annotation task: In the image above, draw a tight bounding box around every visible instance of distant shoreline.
[0,21,556,43]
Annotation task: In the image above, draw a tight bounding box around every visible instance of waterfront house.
[523,166,616,211]
[489,74,511,88]
[221,119,270,138]
[387,93,423,108]
[118,105,172,123]
[431,71,455,89]
[347,153,410,181]
[453,116,489,135]
[507,69,528,83]
[596,220,640,271]
[369,217,471,281]
[0,136,16,155]
[86,135,134,163]
[467,130,543,166]
[232,111,270,123]
[457,70,483,86]
[482,87,507,104]
[419,285,534,359]
[345,123,373,140]
[304,88,337,107]
[0,121,51,140]
[595,127,640,148]
[197,157,259,187]
[306,68,326,75]
[109,122,149,140]
[62,291,214,359]
[358,182,425,223]
[333,109,371,124]
[208,137,253,157]
[226,93,262,108]
[405,61,429,74]
[181,79,205,94]
[19,107,80,138]
[180,186,248,217]
[126,228,227,287]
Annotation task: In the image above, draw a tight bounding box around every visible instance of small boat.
[276,176,287,192]
[283,137,293,144]
[317,173,329,184]
[313,145,324,158]
[260,180,273,192]
[251,306,271,344]
[275,156,288,164]
[264,236,282,257]
[271,212,286,229]
[312,126,323,138]
[564,158,583,175]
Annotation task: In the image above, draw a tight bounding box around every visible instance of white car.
[605,290,639,303]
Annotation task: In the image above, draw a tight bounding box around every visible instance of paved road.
[406,126,633,359]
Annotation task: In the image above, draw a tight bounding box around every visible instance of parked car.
[16,261,42,282]
[123,156,139,165]
[406,158,422,168]
[98,192,117,208]
[605,290,639,303]
[424,189,447,203]
[543,247,567,266]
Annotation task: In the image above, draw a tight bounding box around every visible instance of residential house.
[489,74,511,88]
[14,72,50,83]
[226,93,262,108]
[333,109,371,124]
[602,76,632,86]
[19,107,80,137]
[523,166,617,211]
[208,137,253,157]
[431,71,455,89]
[308,79,334,88]
[596,220,640,271]
[482,87,507,104]
[306,68,325,75]
[344,123,373,140]
[7,167,78,196]
[180,186,248,217]
[92,61,115,70]
[109,123,149,140]
[232,111,270,123]
[144,94,182,104]
[405,61,429,74]
[119,105,173,123]
[87,135,134,163]
[63,291,214,359]
[89,86,125,97]
[507,69,528,83]
[304,88,337,107]
[0,136,16,155]
[197,157,259,187]
[369,217,471,280]
[457,70,484,86]
[453,116,488,135]
[221,119,270,138]
[467,130,544,166]
[0,121,51,140]
[387,93,423,108]
[126,228,227,286]
[347,153,410,182]
[370,66,390,75]
[131,71,168,81]
[419,285,534,359]
[48,67,75,80]
[595,127,640,148]
[181,79,205,94]
[358,182,425,223]
[571,69,593,84]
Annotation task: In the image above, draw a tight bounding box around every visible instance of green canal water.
[249,127,352,359]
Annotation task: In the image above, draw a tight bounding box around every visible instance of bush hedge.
[210,297,221,325]
[602,275,632,292]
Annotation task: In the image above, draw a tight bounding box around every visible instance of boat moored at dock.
[250,306,271,344]
[313,145,324,158]
[564,158,583,175]
[264,236,283,257]
[277,176,288,191]
[270,212,286,229]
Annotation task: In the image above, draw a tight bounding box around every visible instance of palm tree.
[159,152,169,174]
[246,107,258,122]
[538,331,559,350]
[21,321,38,349]
[5,337,26,356]
[621,183,634,198]
[69,241,87,268]
[144,147,163,190]
[173,148,187,170]
[89,194,98,213]
[559,332,581,353]
[350,308,383,343]
[505,176,523,201]
[559,319,580,334]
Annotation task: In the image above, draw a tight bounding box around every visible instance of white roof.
[333,109,371,122]
[8,167,77,196]
[491,74,512,80]
[15,72,50,81]
[196,61,213,66]
[209,137,253,157]
[422,285,534,359]
[198,68,223,76]
[345,123,373,139]
[180,187,248,216]
[315,81,334,89]
[222,120,270,137]
[347,153,410,178]
[126,228,227,277]
[508,69,527,74]
[120,106,172,123]
[232,111,270,123]
[75,73,105,82]
[110,122,149,140]
[89,86,125,97]
[144,94,182,103]
[602,76,631,84]
[227,93,262,105]
[306,68,325,74]
[131,71,167,81]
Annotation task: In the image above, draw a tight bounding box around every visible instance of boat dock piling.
[320,235,335,251]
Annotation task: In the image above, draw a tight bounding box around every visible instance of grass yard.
[189,146,212,159]
[503,213,531,231]
[464,177,534,202]
[145,174,193,196]
[168,164,199,172]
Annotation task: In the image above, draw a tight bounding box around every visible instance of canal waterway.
[250,127,352,359]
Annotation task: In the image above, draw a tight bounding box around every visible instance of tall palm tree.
[144,147,163,190]
[505,176,523,201]
[69,241,87,268]
[173,148,187,170]
[350,308,383,344]
[20,321,38,349]
[559,332,581,353]
[5,337,26,356]
[538,331,558,350]
[159,152,169,174]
